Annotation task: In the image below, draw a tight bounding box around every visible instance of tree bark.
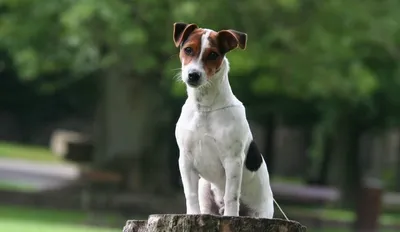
[264,113,276,175]
[92,69,174,193]
[123,214,307,232]
[307,134,332,186]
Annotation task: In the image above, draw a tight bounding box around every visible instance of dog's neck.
[185,58,239,112]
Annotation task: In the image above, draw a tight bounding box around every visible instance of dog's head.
[173,22,247,88]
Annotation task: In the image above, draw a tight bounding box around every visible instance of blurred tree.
[0,0,180,193]
[1,0,400,206]
[171,0,400,207]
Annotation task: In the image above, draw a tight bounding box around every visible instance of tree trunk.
[92,70,174,193]
[123,214,307,232]
[327,118,362,208]
[273,120,308,177]
[397,153,400,191]
[264,113,276,175]
[307,134,332,186]
[341,124,362,209]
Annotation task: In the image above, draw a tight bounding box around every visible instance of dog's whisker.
[167,53,179,60]
[173,72,184,83]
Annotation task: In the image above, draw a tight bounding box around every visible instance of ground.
[0,141,398,232]
[0,141,62,162]
[0,206,120,232]
[0,142,122,232]
[0,141,78,192]
[0,205,396,232]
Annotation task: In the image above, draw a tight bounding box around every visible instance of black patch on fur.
[218,201,255,216]
[245,140,263,172]
[208,187,220,215]
[239,203,254,216]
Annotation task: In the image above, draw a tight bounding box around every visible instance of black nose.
[188,71,201,83]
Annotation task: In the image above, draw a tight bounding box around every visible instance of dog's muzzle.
[187,71,202,87]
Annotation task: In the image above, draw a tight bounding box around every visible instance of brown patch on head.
[173,23,248,79]
[179,28,206,65]
[200,29,247,78]
[201,31,225,77]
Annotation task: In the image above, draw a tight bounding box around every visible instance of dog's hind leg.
[198,178,219,215]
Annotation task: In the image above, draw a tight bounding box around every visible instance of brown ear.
[218,29,247,53]
[173,22,198,47]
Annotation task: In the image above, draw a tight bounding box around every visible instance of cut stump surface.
[123,214,307,232]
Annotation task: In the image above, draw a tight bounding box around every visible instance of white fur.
[175,30,274,218]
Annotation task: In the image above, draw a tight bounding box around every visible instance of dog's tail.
[273,198,290,221]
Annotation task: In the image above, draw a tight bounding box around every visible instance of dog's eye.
[207,52,219,60]
[184,47,193,55]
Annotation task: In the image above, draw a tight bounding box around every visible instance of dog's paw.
[187,211,201,214]
[223,206,240,216]
[186,202,201,215]
[186,208,201,214]
[219,206,240,216]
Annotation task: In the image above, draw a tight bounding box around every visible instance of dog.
[173,22,274,218]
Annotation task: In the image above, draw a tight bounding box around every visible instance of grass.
[287,206,399,232]
[310,230,396,232]
[0,180,37,192]
[0,219,120,232]
[286,205,400,224]
[1,205,396,232]
[284,206,400,231]
[0,140,398,231]
[0,141,62,162]
[0,205,121,232]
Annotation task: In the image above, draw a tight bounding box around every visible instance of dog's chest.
[176,111,227,184]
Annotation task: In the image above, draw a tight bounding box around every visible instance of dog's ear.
[173,22,198,48]
[218,29,247,53]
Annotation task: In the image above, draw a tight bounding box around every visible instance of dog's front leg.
[222,156,243,216]
[179,155,201,214]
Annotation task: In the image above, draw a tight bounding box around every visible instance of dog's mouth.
[186,77,204,88]
[186,82,202,88]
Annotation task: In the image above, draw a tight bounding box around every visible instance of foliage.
[2,0,400,193]
[1,0,400,116]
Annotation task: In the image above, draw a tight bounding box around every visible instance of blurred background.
[0,0,399,231]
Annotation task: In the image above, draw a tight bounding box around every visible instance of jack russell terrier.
[173,22,274,218]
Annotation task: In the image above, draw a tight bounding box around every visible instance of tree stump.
[123,214,307,232]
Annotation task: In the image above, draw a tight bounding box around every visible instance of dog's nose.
[188,71,201,84]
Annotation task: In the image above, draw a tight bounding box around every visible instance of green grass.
[310,230,396,232]
[285,206,400,227]
[0,220,120,232]
[0,141,62,162]
[0,205,121,232]
[0,205,398,232]
[288,206,399,232]
[0,180,37,192]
